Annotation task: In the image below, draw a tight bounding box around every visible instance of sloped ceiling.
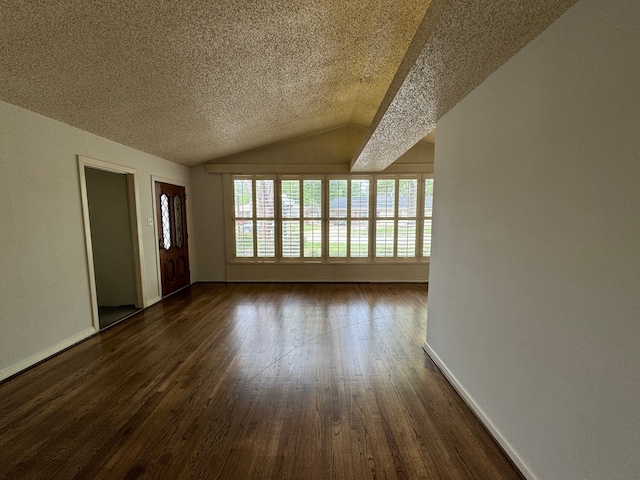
[351,0,579,171]
[0,0,431,166]
[1,0,581,170]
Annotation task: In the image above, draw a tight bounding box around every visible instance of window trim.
[422,176,434,259]
[226,173,433,264]
[372,175,423,263]
[279,175,324,262]
[326,175,373,263]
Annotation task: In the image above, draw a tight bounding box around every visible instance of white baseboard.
[225,277,429,283]
[0,327,97,382]
[422,342,537,480]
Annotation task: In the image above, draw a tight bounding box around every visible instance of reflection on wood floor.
[0,283,522,479]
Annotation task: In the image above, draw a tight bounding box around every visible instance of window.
[233,177,275,258]
[304,180,323,257]
[230,174,432,263]
[397,178,418,258]
[281,178,323,258]
[328,179,347,257]
[375,178,419,259]
[350,179,370,258]
[328,178,370,258]
[423,178,434,256]
[375,179,395,257]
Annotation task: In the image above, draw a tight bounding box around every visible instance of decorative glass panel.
[304,220,322,257]
[398,179,418,217]
[160,193,171,250]
[376,220,394,257]
[350,220,369,257]
[174,195,184,248]
[397,220,416,257]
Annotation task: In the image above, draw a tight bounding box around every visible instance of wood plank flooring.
[0,283,522,479]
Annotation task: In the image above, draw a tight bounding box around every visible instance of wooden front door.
[155,182,190,297]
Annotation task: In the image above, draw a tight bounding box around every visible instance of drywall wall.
[226,263,428,283]
[189,164,227,282]
[193,126,433,282]
[425,1,640,478]
[211,124,435,168]
[0,100,191,380]
[190,167,430,283]
[85,167,137,307]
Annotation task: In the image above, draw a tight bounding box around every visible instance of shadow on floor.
[98,305,140,330]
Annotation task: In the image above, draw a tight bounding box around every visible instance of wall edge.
[1,327,97,382]
[422,342,536,480]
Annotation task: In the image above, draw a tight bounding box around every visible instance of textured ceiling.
[0,0,430,166]
[351,0,579,171]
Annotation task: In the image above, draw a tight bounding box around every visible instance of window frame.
[231,175,277,261]
[325,175,373,263]
[422,176,434,260]
[372,175,424,263]
[279,175,324,262]
[227,173,433,264]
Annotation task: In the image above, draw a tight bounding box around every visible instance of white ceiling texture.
[0,0,577,169]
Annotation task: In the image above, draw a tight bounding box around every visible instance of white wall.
[190,165,430,284]
[191,166,431,283]
[190,164,227,282]
[425,1,640,479]
[210,124,435,167]
[192,126,433,283]
[225,263,429,283]
[0,100,191,380]
[85,167,137,307]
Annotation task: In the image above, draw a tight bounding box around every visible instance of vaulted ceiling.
[0,0,577,169]
[0,0,430,166]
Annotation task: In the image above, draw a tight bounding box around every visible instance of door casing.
[78,156,145,331]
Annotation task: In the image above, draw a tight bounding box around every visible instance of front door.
[155,182,190,297]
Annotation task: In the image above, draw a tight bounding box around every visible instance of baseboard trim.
[0,327,97,383]
[225,277,429,283]
[422,342,536,480]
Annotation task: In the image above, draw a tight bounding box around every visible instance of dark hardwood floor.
[0,283,522,479]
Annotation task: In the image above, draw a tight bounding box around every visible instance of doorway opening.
[79,157,144,330]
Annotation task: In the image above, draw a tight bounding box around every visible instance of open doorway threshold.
[98,305,141,330]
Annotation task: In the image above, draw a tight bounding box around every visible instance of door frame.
[151,175,191,299]
[78,155,146,331]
